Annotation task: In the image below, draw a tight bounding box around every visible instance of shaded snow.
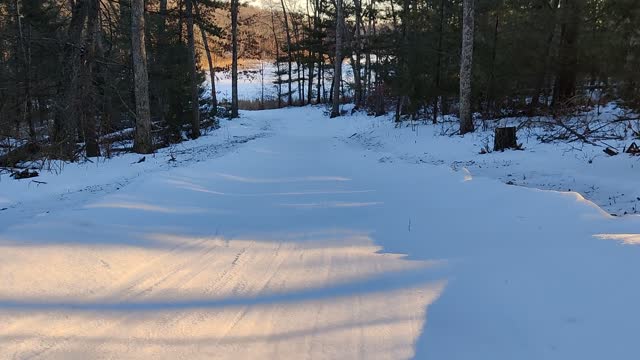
[342,105,640,216]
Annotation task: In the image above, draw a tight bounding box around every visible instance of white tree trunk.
[459,0,475,134]
[131,0,153,153]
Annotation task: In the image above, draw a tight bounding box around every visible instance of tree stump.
[626,142,639,155]
[494,127,518,151]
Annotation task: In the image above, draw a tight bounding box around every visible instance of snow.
[209,62,355,102]
[343,105,640,216]
[1,106,639,359]
[0,137,27,158]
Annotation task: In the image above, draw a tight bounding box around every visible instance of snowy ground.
[1,106,639,359]
[343,105,640,216]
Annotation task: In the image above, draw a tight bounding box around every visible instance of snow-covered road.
[1,107,639,359]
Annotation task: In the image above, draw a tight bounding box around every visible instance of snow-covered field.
[1,106,639,359]
[209,62,355,102]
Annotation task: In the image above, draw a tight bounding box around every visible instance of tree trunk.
[260,61,265,107]
[82,0,100,157]
[484,13,499,119]
[15,0,35,140]
[131,0,153,153]
[292,17,303,104]
[459,0,475,134]
[316,0,323,104]
[95,16,115,155]
[155,0,168,127]
[364,0,376,106]
[280,0,293,106]
[304,0,314,104]
[432,0,445,124]
[352,0,363,108]
[530,0,560,112]
[270,10,282,108]
[307,55,315,104]
[624,28,640,100]
[185,0,201,137]
[55,0,89,159]
[552,0,581,108]
[159,0,168,32]
[178,0,184,43]
[494,127,518,151]
[531,34,553,110]
[329,67,336,104]
[330,0,343,118]
[230,0,239,118]
[194,0,218,116]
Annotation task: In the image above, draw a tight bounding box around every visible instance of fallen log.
[10,169,39,180]
[0,142,41,167]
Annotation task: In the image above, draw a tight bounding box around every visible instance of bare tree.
[459,0,475,134]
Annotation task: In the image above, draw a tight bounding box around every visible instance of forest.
[0,0,639,162]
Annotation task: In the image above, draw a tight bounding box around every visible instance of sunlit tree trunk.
[194,0,218,116]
